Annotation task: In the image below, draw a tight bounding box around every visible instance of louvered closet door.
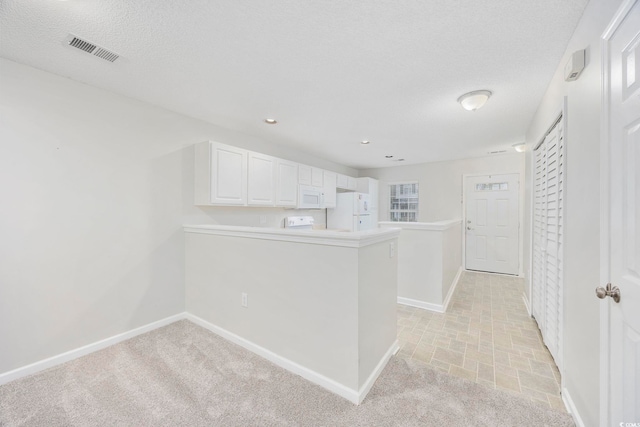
[532,117,564,370]
[532,143,547,326]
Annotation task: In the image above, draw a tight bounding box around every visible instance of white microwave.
[297,185,324,209]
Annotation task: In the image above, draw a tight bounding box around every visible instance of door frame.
[599,1,637,423]
[462,172,523,276]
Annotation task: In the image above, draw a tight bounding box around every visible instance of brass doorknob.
[595,283,621,303]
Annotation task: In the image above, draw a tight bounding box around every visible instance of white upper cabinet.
[311,167,324,187]
[194,141,248,206]
[347,176,357,191]
[356,177,378,208]
[323,171,337,208]
[298,165,312,185]
[336,173,348,189]
[276,159,298,207]
[337,173,357,191]
[247,152,276,206]
[195,141,353,209]
[300,165,323,187]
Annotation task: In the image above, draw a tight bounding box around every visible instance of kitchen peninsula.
[183,225,400,404]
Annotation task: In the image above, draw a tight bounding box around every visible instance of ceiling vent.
[64,34,120,63]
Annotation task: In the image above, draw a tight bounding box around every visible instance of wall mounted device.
[564,49,585,81]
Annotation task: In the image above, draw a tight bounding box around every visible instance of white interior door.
[465,173,519,275]
[603,1,640,424]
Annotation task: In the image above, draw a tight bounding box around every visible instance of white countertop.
[183,224,401,248]
[378,219,461,231]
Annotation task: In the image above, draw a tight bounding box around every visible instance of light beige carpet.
[0,320,574,426]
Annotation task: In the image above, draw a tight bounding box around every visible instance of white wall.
[442,224,462,300]
[379,221,461,310]
[357,241,398,389]
[0,58,354,375]
[395,228,444,303]
[521,0,624,424]
[360,154,524,222]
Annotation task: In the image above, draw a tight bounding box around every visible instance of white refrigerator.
[327,192,374,231]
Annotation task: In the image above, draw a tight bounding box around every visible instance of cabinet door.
[356,177,371,193]
[356,178,378,211]
[347,176,357,191]
[299,164,312,185]
[247,152,276,206]
[276,159,298,207]
[323,171,337,208]
[211,143,248,205]
[336,174,349,189]
[311,167,324,187]
[369,179,378,212]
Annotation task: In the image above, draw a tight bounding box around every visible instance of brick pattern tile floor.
[396,271,565,411]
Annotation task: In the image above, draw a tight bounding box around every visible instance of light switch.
[389,242,396,258]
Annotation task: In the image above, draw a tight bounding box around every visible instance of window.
[475,182,509,191]
[389,182,419,222]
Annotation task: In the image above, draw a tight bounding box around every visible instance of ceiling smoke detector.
[64,34,120,63]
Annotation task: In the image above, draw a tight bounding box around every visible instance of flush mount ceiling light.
[360,140,370,145]
[264,118,277,124]
[457,90,492,111]
[513,142,526,152]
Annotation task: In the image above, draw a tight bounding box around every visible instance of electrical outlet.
[389,242,396,258]
[241,292,248,308]
[259,215,267,225]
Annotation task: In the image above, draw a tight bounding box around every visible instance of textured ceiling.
[0,0,588,168]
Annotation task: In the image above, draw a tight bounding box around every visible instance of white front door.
[465,173,519,275]
[602,1,640,424]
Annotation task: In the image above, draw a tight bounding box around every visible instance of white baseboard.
[185,313,395,404]
[397,297,445,313]
[0,313,186,386]
[442,266,463,312]
[561,387,585,427]
[1,311,396,405]
[398,266,463,314]
[522,293,532,316]
[357,340,399,403]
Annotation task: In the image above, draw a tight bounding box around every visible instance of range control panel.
[285,216,314,229]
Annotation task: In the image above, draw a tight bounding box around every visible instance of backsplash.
[183,206,327,229]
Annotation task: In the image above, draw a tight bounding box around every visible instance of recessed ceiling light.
[457,90,492,111]
[360,140,370,145]
[385,155,393,158]
[264,118,277,124]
